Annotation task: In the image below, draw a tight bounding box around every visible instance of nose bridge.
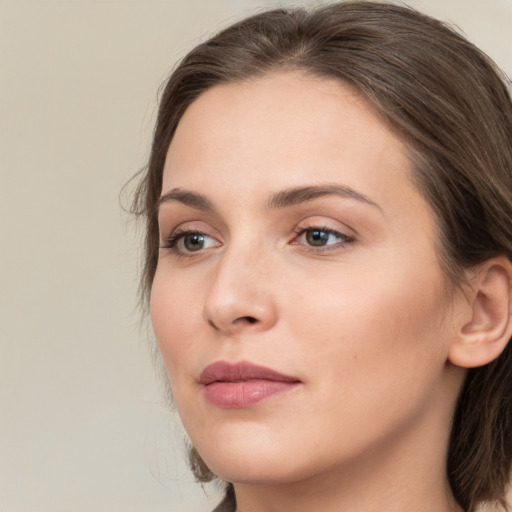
[203,236,277,333]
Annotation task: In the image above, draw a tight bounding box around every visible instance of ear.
[448,257,512,368]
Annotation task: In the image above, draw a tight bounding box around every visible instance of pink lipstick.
[199,361,301,409]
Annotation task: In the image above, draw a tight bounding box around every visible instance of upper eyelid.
[294,225,342,236]
[164,208,225,238]
[160,219,354,239]
[163,227,217,245]
[159,219,218,240]
[294,217,356,237]
[158,214,358,247]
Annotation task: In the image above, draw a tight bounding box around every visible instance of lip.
[199,361,301,409]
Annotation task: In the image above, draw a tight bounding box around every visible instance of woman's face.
[151,72,464,485]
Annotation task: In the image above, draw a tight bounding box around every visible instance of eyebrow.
[267,184,381,210]
[157,188,214,212]
[157,183,381,213]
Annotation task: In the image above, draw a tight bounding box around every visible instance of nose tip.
[202,254,278,336]
[205,297,277,334]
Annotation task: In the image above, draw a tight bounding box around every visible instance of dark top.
[211,485,236,512]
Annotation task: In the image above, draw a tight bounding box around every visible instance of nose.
[203,244,278,336]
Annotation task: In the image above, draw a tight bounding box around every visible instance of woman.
[131,2,512,511]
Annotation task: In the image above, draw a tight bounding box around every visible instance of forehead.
[162,71,413,209]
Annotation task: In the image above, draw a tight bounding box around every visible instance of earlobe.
[448,258,512,369]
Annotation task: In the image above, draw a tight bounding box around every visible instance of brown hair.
[131,2,512,511]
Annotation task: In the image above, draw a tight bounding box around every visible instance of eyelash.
[160,225,354,258]
[291,225,355,253]
[160,228,216,259]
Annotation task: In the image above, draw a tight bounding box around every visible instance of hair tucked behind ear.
[131,2,512,510]
[448,345,512,509]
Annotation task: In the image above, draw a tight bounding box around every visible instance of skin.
[151,72,467,512]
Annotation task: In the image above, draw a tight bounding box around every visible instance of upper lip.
[199,361,300,385]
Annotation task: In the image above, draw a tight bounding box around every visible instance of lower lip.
[203,380,299,409]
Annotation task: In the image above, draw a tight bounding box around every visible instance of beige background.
[1,1,511,511]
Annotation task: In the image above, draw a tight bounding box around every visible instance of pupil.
[307,230,328,246]
[184,234,204,251]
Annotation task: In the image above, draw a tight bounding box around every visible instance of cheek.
[273,260,452,458]
[150,269,204,388]
[285,252,450,395]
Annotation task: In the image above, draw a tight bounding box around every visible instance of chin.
[191,431,312,485]
[206,457,310,486]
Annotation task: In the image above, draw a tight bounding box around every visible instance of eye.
[292,226,354,250]
[161,229,220,255]
[303,229,335,247]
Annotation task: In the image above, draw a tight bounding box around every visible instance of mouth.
[199,361,301,409]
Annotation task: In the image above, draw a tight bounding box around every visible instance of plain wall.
[1,1,511,511]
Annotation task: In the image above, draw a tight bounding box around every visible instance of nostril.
[239,316,258,324]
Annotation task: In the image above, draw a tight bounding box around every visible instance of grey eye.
[182,233,206,251]
[305,230,330,246]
